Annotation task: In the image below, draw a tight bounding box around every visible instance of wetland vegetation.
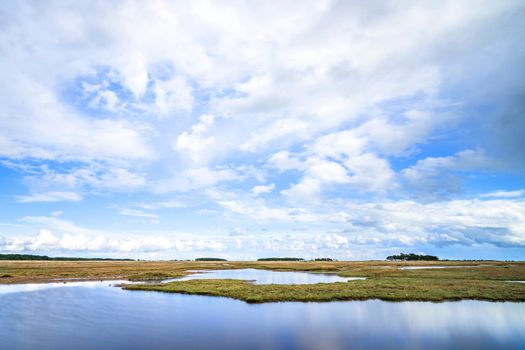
[1,260,524,303]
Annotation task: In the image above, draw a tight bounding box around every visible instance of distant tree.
[313,258,336,261]
[0,254,133,261]
[386,253,439,261]
[195,257,227,261]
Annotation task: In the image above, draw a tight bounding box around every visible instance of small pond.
[173,268,362,284]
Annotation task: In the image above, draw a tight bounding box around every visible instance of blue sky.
[0,1,524,260]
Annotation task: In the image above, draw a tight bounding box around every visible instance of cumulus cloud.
[267,151,304,172]
[279,130,398,201]
[315,233,349,250]
[174,114,216,163]
[0,228,226,254]
[0,71,151,162]
[402,149,490,198]
[2,193,523,259]
[0,1,523,258]
[252,184,275,196]
[214,192,525,248]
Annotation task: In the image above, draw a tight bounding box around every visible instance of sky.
[0,0,524,260]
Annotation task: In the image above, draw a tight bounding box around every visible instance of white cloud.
[0,72,151,162]
[117,208,159,220]
[267,151,304,172]
[279,130,397,201]
[351,108,456,156]
[154,167,238,193]
[481,190,524,199]
[0,223,227,254]
[16,192,83,203]
[240,118,309,152]
[29,229,60,250]
[60,233,107,251]
[252,183,275,196]
[153,77,194,116]
[281,177,323,202]
[215,195,348,224]
[85,84,122,113]
[0,1,523,258]
[402,149,490,197]
[315,233,349,250]
[2,194,524,258]
[24,164,146,193]
[119,53,149,98]
[2,0,508,166]
[343,153,396,193]
[174,114,216,163]
[136,200,186,210]
[216,194,525,247]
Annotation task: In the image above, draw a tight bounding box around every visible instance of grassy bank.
[124,277,525,303]
[1,260,524,302]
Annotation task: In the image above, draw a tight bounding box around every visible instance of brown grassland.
[1,260,524,303]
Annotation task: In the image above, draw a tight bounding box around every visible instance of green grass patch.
[123,277,525,303]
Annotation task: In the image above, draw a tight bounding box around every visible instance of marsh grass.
[124,276,525,303]
[1,260,524,302]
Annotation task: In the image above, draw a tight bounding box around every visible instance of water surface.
[175,268,362,284]
[0,280,126,295]
[1,281,524,349]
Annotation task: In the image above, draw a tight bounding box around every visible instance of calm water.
[1,281,524,350]
[0,280,128,295]
[174,268,363,284]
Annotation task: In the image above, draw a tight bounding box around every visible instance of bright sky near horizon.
[0,1,524,260]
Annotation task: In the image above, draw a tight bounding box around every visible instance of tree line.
[386,253,439,261]
[0,254,133,261]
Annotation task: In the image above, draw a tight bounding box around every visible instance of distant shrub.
[257,257,305,261]
[195,258,227,261]
[386,253,439,261]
